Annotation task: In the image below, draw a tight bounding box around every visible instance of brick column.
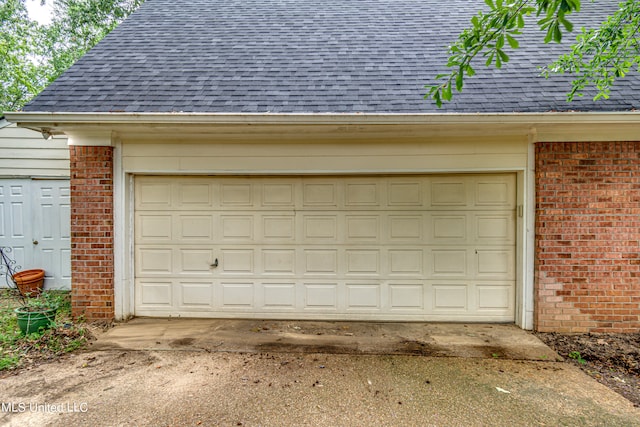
[536,141,640,332]
[69,145,114,321]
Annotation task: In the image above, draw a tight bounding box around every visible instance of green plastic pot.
[14,307,57,334]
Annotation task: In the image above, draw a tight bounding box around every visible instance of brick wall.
[69,146,114,321]
[536,142,640,332]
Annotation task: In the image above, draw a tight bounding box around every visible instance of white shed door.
[134,175,516,321]
[0,179,71,289]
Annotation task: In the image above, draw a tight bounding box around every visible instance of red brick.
[536,141,640,333]
[70,146,114,321]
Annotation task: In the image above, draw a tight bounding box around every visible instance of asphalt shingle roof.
[23,0,640,113]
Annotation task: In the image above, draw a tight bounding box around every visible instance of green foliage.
[0,290,90,371]
[1,0,144,112]
[427,0,640,106]
[0,0,49,111]
[541,0,640,101]
[18,289,64,311]
[44,0,144,85]
[568,350,587,364]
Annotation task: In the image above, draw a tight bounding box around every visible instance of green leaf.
[485,52,495,66]
[466,64,476,77]
[442,82,453,101]
[497,48,510,63]
[553,23,562,42]
[433,90,443,107]
[456,71,464,91]
[559,15,573,32]
[506,34,519,48]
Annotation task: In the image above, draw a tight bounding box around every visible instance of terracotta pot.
[12,269,45,297]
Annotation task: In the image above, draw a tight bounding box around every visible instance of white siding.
[121,136,528,174]
[0,122,69,178]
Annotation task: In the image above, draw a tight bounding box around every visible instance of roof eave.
[5,111,640,143]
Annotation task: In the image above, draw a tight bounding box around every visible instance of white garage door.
[134,174,516,321]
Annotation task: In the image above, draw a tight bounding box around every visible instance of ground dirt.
[1,325,639,426]
[536,332,640,407]
[2,348,639,426]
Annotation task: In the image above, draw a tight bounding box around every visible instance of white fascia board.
[5,111,640,142]
[5,111,640,125]
[65,130,113,146]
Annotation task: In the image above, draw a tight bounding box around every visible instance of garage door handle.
[32,240,38,245]
[210,258,219,268]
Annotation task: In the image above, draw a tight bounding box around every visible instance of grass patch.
[0,289,91,372]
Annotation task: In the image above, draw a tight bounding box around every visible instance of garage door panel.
[304,283,338,309]
[388,181,423,206]
[345,215,379,241]
[388,249,424,275]
[304,249,338,274]
[221,282,255,308]
[430,249,468,277]
[475,249,515,279]
[263,250,296,274]
[179,282,214,307]
[137,280,172,306]
[346,284,381,310]
[137,182,172,208]
[262,283,296,309]
[220,215,254,241]
[474,213,516,243]
[136,248,173,274]
[220,183,253,206]
[475,181,511,206]
[179,215,214,240]
[262,215,296,240]
[389,215,423,241]
[477,284,513,311]
[430,180,467,207]
[134,174,516,321]
[178,182,213,206]
[136,214,172,241]
[180,249,214,273]
[221,250,255,274]
[345,182,380,206]
[303,215,338,240]
[262,183,296,207]
[345,250,380,275]
[388,283,425,310]
[430,214,467,242]
[433,285,468,310]
[303,182,338,207]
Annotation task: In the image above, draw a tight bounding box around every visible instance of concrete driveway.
[2,319,639,426]
[92,318,561,360]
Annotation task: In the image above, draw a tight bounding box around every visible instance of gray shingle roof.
[23,0,640,113]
